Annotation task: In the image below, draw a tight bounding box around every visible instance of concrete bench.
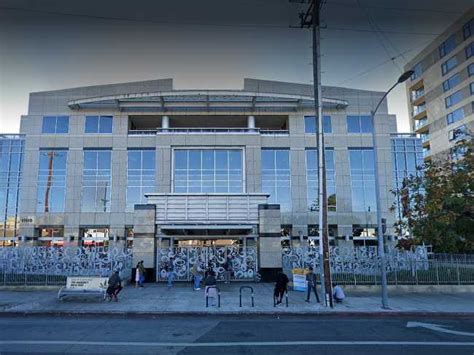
[58,277,108,301]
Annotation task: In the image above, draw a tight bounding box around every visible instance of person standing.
[274,271,289,305]
[223,258,232,284]
[135,260,145,288]
[305,266,320,303]
[191,262,203,291]
[167,258,175,287]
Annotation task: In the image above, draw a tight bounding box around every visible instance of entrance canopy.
[159,224,255,236]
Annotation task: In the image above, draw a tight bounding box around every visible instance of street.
[0,315,473,354]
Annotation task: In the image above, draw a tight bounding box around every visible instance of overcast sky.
[0,0,473,133]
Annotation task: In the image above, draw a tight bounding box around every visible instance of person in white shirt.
[332,283,345,303]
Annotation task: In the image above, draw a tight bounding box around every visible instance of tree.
[392,139,474,253]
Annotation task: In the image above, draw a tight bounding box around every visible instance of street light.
[371,70,414,309]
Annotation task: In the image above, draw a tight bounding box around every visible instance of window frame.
[85,116,113,134]
[41,116,69,134]
[439,34,457,58]
[441,56,458,76]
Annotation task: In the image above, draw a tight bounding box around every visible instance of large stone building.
[9,78,422,278]
[404,8,473,161]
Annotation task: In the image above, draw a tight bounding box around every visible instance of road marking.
[0,340,473,347]
[407,322,474,337]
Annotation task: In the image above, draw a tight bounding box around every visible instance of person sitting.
[332,283,345,303]
[204,271,218,306]
[106,270,122,302]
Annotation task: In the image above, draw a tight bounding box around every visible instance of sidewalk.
[0,283,472,316]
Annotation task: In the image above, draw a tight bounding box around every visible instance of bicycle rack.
[205,286,221,308]
[239,286,255,307]
[273,289,289,307]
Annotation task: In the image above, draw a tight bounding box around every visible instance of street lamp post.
[371,70,414,309]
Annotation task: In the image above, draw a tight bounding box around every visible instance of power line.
[326,1,464,15]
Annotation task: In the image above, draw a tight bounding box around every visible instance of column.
[161,115,169,129]
[247,115,255,130]
[258,204,282,281]
[133,204,156,282]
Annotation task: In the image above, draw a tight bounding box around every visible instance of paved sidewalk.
[0,283,472,316]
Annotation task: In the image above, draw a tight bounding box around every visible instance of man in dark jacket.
[305,266,320,303]
[274,271,289,305]
[106,271,122,302]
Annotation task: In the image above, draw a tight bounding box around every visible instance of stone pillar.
[258,204,282,281]
[161,115,169,129]
[133,204,156,282]
[247,115,255,129]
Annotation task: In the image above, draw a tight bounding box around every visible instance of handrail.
[205,286,221,308]
[239,286,255,307]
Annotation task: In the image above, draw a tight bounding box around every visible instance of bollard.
[205,286,221,308]
[239,286,254,307]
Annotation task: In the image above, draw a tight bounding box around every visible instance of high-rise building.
[404,8,473,161]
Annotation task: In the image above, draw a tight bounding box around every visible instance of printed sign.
[292,268,307,292]
[66,277,108,290]
[19,216,35,226]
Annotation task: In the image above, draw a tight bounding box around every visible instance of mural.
[157,246,258,281]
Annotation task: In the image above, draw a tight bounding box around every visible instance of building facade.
[405,8,474,160]
[15,78,411,277]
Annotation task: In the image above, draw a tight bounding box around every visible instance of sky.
[0,0,473,133]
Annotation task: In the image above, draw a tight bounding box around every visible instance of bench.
[58,276,108,301]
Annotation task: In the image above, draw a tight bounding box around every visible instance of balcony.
[411,88,425,106]
[414,117,429,132]
[128,128,289,136]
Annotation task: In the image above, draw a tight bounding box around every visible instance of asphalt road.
[0,315,473,354]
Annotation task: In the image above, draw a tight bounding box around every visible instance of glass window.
[306,149,336,212]
[439,34,457,58]
[81,150,112,212]
[173,149,243,194]
[85,116,113,133]
[411,62,423,80]
[449,125,467,141]
[441,56,458,75]
[447,108,465,125]
[347,115,372,133]
[304,116,332,134]
[469,63,474,77]
[442,73,461,92]
[127,149,156,210]
[349,149,376,212]
[471,82,474,95]
[464,18,473,39]
[445,90,463,108]
[261,149,291,211]
[37,150,67,213]
[42,116,69,134]
[466,42,474,59]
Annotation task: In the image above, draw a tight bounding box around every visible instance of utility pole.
[295,0,333,307]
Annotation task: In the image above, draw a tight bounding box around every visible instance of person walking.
[204,271,218,306]
[166,258,175,287]
[305,266,320,303]
[191,262,203,291]
[223,257,232,284]
[135,260,145,288]
[106,270,122,302]
[274,271,289,306]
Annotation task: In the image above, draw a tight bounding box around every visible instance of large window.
[261,149,291,211]
[37,150,67,213]
[410,62,423,80]
[174,149,243,193]
[85,116,113,134]
[445,90,464,108]
[464,18,473,39]
[306,149,336,212]
[442,73,461,92]
[466,42,474,59]
[447,107,465,125]
[304,116,332,134]
[441,56,458,75]
[127,150,156,210]
[469,63,474,76]
[82,150,112,212]
[439,34,457,58]
[349,149,376,212]
[347,115,372,133]
[42,116,69,134]
[449,125,467,142]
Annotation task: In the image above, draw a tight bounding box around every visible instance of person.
[274,271,289,305]
[166,258,175,287]
[106,270,122,302]
[135,260,145,288]
[223,258,232,284]
[191,262,203,291]
[305,266,320,303]
[204,271,218,306]
[333,283,345,303]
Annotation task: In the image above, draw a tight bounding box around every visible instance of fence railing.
[0,272,67,286]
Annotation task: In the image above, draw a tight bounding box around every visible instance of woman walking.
[135,260,145,288]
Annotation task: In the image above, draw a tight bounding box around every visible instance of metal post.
[456,260,460,285]
[435,260,440,285]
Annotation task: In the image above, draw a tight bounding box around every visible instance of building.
[0,134,25,246]
[16,77,409,278]
[404,8,474,161]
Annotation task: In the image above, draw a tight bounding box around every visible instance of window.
[304,116,332,134]
[41,116,69,134]
[306,149,336,212]
[37,150,67,213]
[471,82,474,95]
[439,34,457,58]
[445,90,464,108]
[447,108,465,125]
[411,87,425,101]
[449,125,467,141]
[464,18,473,40]
[81,150,112,212]
[411,62,423,80]
[469,63,474,76]
[127,150,156,210]
[465,42,474,59]
[261,149,291,211]
[307,224,338,237]
[174,149,243,193]
[85,116,113,133]
[349,149,376,212]
[441,56,458,75]
[442,73,461,92]
[347,115,372,133]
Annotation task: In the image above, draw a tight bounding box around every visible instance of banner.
[292,268,307,292]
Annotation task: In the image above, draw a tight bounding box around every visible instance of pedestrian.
[191,262,203,291]
[166,258,175,287]
[106,270,122,302]
[204,270,218,306]
[274,271,289,305]
[305,266,320,303]
[223,258,232,284]
[135,260,145,288]
[333,283,345,303]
